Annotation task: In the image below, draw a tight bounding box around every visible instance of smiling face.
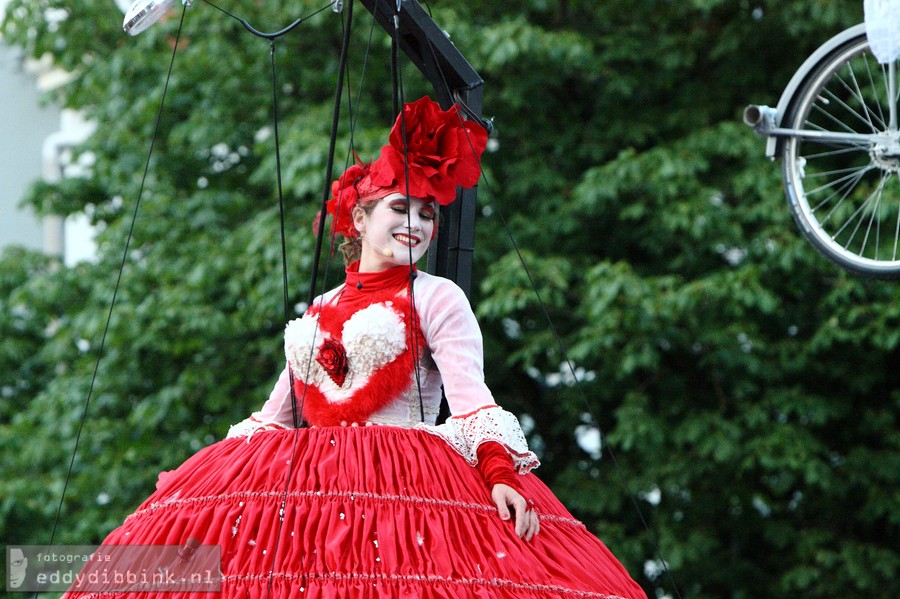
[353,193,436,272]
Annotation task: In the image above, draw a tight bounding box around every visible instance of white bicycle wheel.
[781,32,900,279]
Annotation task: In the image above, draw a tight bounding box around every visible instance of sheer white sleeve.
[225,365,295,440]
[413,275,496,414]
[413,274,539,472]
[418,405,540,473]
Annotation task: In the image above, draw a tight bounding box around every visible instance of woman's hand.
[491,484,540,541]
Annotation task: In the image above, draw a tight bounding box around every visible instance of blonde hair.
[338,197,379,266]
[339,236,363,265]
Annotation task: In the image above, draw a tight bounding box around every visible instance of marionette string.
[423,36,685,599]
[38,2,345,596]
[246,4,354,597]
[308,0,381,309]
[261,34,298,599]
[385,3,427,424]
[198,0,336,40]
[39,5,190,572]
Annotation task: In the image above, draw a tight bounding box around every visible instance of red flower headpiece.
[326,96,488,239]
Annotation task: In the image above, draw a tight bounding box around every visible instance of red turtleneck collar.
[343,261,417,296]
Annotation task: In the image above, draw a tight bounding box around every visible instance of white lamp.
[123,0,193,36]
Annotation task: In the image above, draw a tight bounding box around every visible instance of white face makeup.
[354,193,436,272]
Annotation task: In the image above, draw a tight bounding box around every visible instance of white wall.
[0,0,118,264]
[1,0,99,264]
[0,43,61,253]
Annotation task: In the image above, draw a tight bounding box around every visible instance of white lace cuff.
[417,406,540,473]
[225,416,289,441]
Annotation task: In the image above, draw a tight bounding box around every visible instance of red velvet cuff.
[476,441,523,493]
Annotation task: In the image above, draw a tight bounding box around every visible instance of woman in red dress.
[67,97,647,598]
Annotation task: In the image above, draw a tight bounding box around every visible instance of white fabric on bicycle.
[866,0,900,63]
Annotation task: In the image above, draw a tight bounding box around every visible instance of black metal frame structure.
[357,0,484,296]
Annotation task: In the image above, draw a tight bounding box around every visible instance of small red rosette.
[315,338,349,387]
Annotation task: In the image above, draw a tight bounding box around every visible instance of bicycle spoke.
[838,64,882,133]
[806,164,865,220]
[803,162,872,200]
[856,172,886,257]
[798,119,875,151]
[812,90,876,133]
[803,163,871,180]
[894,60,900,110]
[831,177,881,243]
[864,52,888,128]
[802,145,873,160]
[893,183,900,260]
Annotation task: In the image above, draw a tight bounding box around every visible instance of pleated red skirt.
[65,426,646,598]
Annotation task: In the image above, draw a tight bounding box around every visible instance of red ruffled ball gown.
[65,265,646,599]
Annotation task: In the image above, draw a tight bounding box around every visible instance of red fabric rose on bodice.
[315,338,349,387]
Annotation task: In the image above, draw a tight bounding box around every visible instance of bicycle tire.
[780,31,900,280]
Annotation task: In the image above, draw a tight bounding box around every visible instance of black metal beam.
[356,0,484,297]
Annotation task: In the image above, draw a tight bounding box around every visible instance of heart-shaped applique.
[284,300,417,425]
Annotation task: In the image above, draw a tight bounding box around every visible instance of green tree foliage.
[1,1,897,597]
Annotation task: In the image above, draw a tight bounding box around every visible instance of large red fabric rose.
[325,96,489,238]
[316,338,349,387]
[369,96,488,205]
